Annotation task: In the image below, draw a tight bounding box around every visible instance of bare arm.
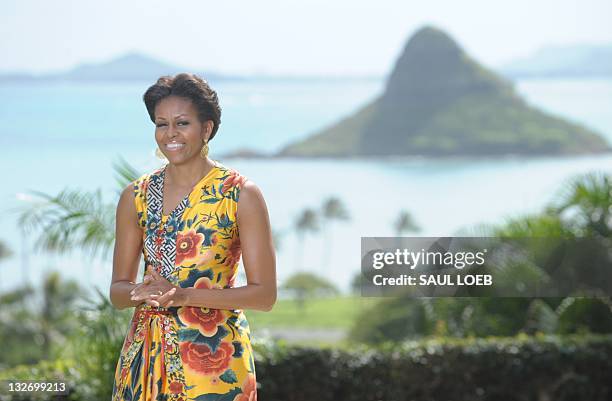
[109,182,145,310]
[149,180,277,311]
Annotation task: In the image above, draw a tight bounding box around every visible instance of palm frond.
[112,155,142,195]
[15,187,116,259]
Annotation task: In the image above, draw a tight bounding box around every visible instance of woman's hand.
[130,265,180,308]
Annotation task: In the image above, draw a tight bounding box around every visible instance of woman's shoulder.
[215,161,249,193]
[128,167,164,212]
[133,165,165,192]
[130,167,166,226]
[209,161,251,206]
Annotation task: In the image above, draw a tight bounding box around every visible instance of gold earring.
[200,140,209,158]
[155,147,167,160]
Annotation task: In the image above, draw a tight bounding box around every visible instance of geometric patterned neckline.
[160,161,220,218]
[144,161,220,280]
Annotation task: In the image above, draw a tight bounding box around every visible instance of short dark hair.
[143,73,222,141]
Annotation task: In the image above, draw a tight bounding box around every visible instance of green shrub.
[253,333,612,401]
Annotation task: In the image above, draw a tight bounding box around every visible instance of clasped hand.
[130,265,179,308]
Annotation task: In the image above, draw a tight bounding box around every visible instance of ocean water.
[0,77,610,295]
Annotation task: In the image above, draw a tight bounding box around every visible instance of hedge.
[253,333,612,401]
[1,333,610,401]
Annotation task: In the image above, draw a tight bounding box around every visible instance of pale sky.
[1,0,611,76]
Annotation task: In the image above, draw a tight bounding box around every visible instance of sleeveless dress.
[112,160,258,401]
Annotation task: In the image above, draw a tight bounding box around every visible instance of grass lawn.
[245,295,380,330]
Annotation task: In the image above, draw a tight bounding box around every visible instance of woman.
[110,73,276,401]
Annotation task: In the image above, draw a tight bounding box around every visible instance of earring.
[155,147,167,160]
[200,140,209,158]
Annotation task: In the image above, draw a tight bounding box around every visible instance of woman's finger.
[130,283,145,297]
[145,298,160,307]
[131,284,151,299]
[132,285,171,301]
[143,287,174,307]
[161,299,174,308]
[154,287,177,306]
[130,274,154,297]
[131,286,155,300]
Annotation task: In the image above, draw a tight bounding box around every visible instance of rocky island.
[271,25,611,158]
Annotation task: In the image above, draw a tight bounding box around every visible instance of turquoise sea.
[0,77,611,294]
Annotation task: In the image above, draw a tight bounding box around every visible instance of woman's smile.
[166,142,186,151]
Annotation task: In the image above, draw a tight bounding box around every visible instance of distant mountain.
[277,25,611,158]
[0,51,235,82]
[499,44,612,79]
[0,52,383,83]
[58,52,226,82]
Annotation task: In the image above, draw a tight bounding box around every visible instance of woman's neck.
[165,158,216,188]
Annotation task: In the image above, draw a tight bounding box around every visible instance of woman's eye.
[155,121,187,127]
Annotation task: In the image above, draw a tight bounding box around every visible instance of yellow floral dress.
[112,160,258,401]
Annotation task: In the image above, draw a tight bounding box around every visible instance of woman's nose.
[167,125,178,137]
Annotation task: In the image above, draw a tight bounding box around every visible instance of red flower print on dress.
[234,373,257,401]
[224,237,242,267]
[178,277,225,336]
[179,341,234,375]
[175,229,204,265]
[169,380,184,394]
[220,171,247,195]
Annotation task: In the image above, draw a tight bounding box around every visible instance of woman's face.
[154,95,213,165]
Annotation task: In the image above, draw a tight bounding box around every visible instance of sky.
[1,0,611,77]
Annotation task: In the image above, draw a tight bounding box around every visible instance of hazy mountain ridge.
[0,51,381,83]
[3,40,610,83]
[0,51,236,83]
[499,44,612,78]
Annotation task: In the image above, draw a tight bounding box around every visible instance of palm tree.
[294,208,319,270]
[393,209,421,251]
[319,197,350,273]
[16,188,115,263]
[547,171,612,238]
[393,209,421,236]
[14,157,140,264]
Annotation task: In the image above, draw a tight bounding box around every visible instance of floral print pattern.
[112,161,257,401]
[175,230,205,265]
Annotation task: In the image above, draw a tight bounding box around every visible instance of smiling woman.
[109,72,276,401]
